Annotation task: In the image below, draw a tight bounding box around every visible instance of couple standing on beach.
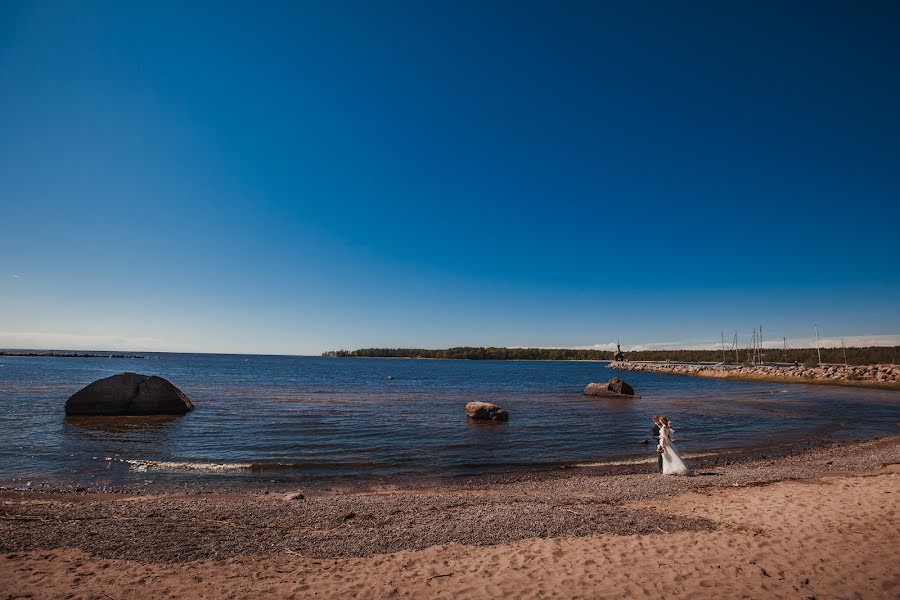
[652,415,690,476]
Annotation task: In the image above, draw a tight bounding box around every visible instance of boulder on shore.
[583,378,639,398]
[65,372,194,416]
[465,401,509,422]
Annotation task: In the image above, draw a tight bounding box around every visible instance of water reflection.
[64,414,184,434]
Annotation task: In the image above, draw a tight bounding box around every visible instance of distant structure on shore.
[614,341,625,362]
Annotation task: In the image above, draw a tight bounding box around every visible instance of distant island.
[323,346,900,365]
[0,351,146,359]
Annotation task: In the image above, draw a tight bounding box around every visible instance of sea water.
[1,353,898,489]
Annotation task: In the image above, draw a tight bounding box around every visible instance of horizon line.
[4,340,900,359]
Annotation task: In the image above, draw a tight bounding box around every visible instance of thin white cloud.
[11,274,21,279]
[0,331,196,352]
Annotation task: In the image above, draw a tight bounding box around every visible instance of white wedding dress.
[659,426,690,476]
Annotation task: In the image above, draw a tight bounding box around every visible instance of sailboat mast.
[752,329,757,365]
[815,324,822,365]
[759,325,763,365]
[734,331,739,363]
[720,331,726,363]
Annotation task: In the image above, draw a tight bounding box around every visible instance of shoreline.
[2,435,897,559]
[0,425,856,495]
[2,435,898,598]
[609,360,900,390]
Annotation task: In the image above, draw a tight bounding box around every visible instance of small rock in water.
[608,377,636,396]
[465,402,509,421]
[639,439,650,445]
[583,378,638,398]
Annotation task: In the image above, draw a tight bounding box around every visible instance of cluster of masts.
[615,325,852,366]
[716,324,848,366]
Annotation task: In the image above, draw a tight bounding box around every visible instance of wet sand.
[2,436,898,598]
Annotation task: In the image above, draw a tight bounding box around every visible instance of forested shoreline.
[322,346,900,365]
[322,347,609,361]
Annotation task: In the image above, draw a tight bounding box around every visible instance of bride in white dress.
[657,416,690,476]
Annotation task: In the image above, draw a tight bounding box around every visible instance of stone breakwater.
[608,361,900,388]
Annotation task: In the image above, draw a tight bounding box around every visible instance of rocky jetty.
[608,361,900,388]
[465,402,509,421]
[65,372,194,416]
[584,377,639,398]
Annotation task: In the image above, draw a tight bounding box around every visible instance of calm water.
[1,353,898,489]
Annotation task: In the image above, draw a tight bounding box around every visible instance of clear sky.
[1,1,899,355]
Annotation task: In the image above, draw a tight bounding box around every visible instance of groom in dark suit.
[651,416,663,473]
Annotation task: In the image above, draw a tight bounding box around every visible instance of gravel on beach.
[1,436,898,563]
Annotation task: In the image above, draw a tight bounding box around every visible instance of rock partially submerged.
[65,372,194,416]
[465,401,509,421]
[584,378,640,399]
[607,377,635,396]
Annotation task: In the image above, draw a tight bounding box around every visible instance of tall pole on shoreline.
[751,330,754,365]
[734,331,739,363]
[759,325,764,365]
[748,333,754,364]
[783,336,787,363]
[720,331,726,363]
[752,329,758,365]
[815,324,822,366]
[749,331,753,364]
[756,328,761,364]
[841,337,848,365]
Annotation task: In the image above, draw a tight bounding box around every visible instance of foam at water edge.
[573,451,721,468]
[118,459,254,473]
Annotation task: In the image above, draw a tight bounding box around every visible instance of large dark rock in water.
[65,372,194,416]
[465,401,509,422]
[607,377,635,396]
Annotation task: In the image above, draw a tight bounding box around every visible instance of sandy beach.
[2,436,898,599]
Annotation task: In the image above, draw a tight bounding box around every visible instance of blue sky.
[1,1,899,354]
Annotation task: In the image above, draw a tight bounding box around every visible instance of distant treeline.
[0,351,145,359]
[322,347,610,361]
[322,346,900,365]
